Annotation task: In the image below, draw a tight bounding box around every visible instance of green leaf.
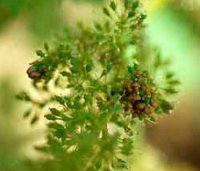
[128,12,135,18]
[45,114,57,121]
[160,99,173,114]
[144,98,151,104]
[110,1,116,11]
[106,61,112,71]
[54,96,66,105]
[71,66,79,73]
[64,97,72,107]
[84,94,93,105]
[111,104,123,113]
[44,42,49,51]
[124,0,130,9]
[115,158,128,169]
[85,60,93,72]
[23,109,32,118]
[121,138,133,155]
[168,80,180,85]
[61,71,71,77]
[164,88,178,94]
[35,146,48,153]
[71,57,81,66]
[31,116,39,125]
[36,50,45,57]
[140,14,147,20]
[50,107,70,121]
[166,72,175,79]
[16,92,31,101]
[73,98,81,110]
[103,7,110,17]
[132,1,140,9]
[128,66,135,73]
[94,23,102,31]
[50,108,62,116]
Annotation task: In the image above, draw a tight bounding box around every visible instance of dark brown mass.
[121,70,159,117]
[27,65,45,80]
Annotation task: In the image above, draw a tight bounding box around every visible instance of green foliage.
[18,0,179,170]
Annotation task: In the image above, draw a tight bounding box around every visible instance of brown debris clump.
[121,70,159,118]
[27,65,45,81]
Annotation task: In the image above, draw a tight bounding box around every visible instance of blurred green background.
[0,0,199,171]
